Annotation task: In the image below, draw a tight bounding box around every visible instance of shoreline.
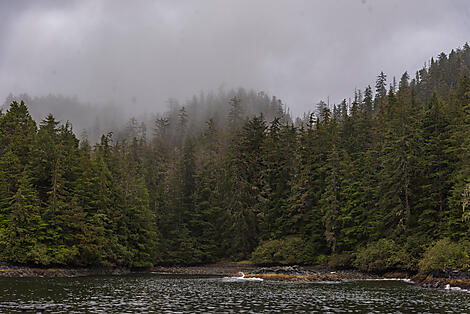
[2,263,469,290]
[0,263,388,281]
[0,264,131,277]
[151,264,381,282]
[411,273,470,290]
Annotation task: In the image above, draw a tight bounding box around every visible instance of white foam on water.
[222,272,263,282]
[443,284,470,293]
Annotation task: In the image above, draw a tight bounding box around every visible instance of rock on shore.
[245,266,378,282]
[412,270,470,290]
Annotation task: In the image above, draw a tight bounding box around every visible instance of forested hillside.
[1,44,469,272]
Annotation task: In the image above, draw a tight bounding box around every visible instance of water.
[1,274,469,313]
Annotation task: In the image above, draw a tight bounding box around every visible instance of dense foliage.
[418,238,469,273]
[1,44,470,272]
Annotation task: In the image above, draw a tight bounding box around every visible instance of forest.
[0,44,469,273]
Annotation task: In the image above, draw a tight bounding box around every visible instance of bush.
[328,253,354,269]
[315,254,329,266]
[302,236,327,265]
[251,236,305,265]
[402,235,428,272]
[418,238,470,274]
[353,239,411,273]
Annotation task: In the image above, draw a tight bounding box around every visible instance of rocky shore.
[153,264,470,291]
[2,262,470,291]
[412,270,470,290]
[0,263,376,280]
[244,265,379,282]
[151,264,379,281]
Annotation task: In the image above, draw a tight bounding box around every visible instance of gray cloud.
[0,0,469,116]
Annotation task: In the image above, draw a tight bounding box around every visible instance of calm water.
[1,274,469,313]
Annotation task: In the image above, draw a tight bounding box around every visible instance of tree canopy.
[1,44,470,272]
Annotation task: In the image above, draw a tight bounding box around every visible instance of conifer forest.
[1,44,470,274]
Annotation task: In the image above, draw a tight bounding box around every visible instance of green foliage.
[354,239,411,273]
[250,237,305,265]
[0,168,43,264]
[222,115,266,259]
[328,253,354,269]
[464,183,470,222]
[418,238,469,273]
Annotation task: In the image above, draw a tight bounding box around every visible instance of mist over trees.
[0,44,470,272]
[1,87,291,145]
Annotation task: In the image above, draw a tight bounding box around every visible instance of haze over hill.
[1,0,470,119]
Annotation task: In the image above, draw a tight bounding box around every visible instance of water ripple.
[1,274,469,313]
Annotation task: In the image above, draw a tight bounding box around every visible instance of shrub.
[353,239,411,273]
[402,235,428,272]
[418,238,470,274]
[251,236,305,265]
[328,253,354,269]
[315,254,329,266]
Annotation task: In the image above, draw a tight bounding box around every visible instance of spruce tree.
[0,168,43,264]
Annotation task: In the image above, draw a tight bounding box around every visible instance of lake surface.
[1,274,469,313]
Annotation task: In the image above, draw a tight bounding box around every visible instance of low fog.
[1,0,469,124]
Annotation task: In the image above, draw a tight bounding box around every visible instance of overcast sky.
[0,0,469,116]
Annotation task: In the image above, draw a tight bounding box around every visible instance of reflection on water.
[1,274,469,313]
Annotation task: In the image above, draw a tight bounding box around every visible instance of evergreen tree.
[228,96,243,128]
[259,118,296,239]
[375,71,387,113]
[363,86,374,115]
[287,114,328,262]
[223,116,266,258]
[415,93,451,238]
[447,75,470,239]
[0,168,43,264]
